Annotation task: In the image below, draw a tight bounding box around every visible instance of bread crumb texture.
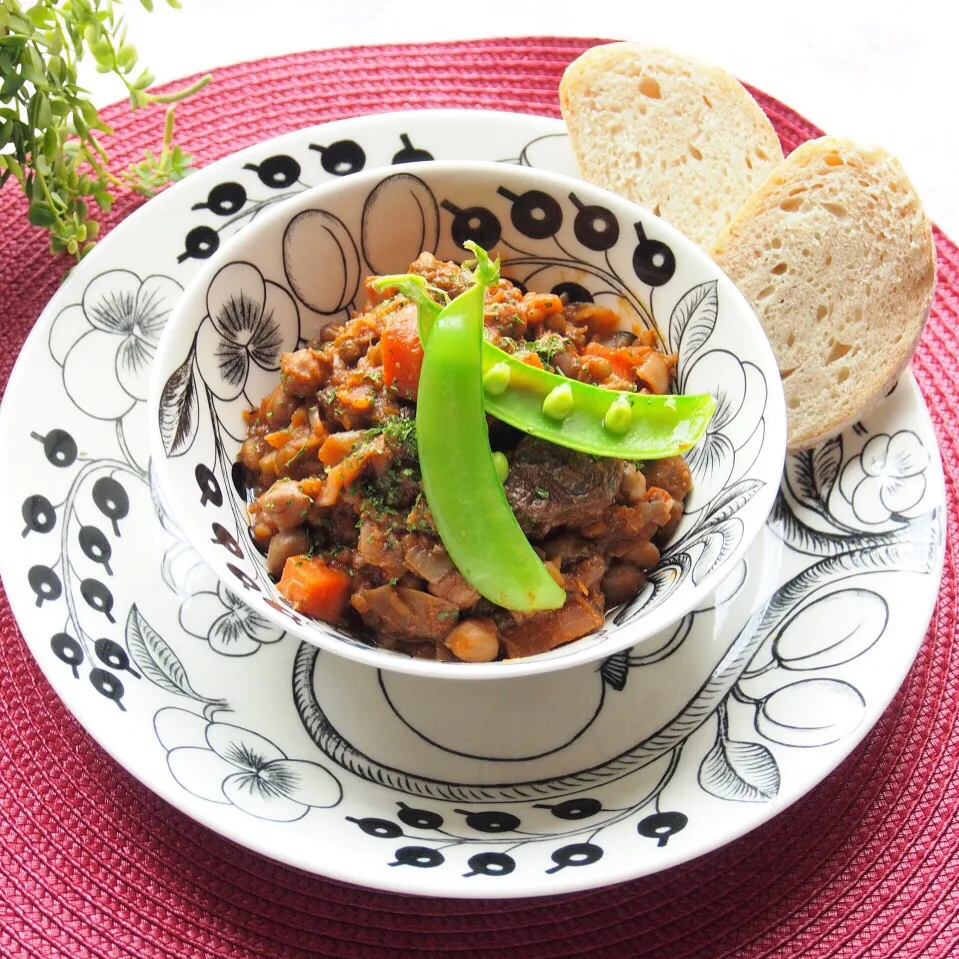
[559,43,784,247]
[711,137,936,451]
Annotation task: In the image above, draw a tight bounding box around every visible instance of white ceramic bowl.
[148,160,786,678]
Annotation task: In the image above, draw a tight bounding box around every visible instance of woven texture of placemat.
[2,36,958,959]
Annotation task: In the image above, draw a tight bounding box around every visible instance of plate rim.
[0,107,946,899]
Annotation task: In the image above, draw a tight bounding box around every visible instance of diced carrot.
[277,556,351,623]
[584,342,657,382]
[265,429,291,449]
[518,351,544,369]
[522,293,563,325]
[336,386,374,412]
[381,307,423,399]
[290,406,311,430]
[584,342,630,380]
[298,477,325,500]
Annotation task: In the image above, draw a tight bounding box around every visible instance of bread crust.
[711,137,936,451]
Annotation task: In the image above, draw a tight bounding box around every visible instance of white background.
[80,0,958,239]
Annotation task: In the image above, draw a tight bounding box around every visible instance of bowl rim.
[148,158,787,680]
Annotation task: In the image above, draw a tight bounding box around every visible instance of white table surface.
[81,0,958,240]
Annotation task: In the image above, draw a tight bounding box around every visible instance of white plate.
[0,110,945,898]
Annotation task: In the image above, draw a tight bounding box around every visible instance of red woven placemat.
[2,36,958,959]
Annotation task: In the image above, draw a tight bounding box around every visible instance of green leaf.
[0,72,24,99]
[140,0,155,10]
[116,43,137,71]
[79,99,99,125]
[8,12,35,36]
[27,5,54,28]
[28,201,56,227]
[0,155,22,181]
[44,30,63,57]
[38,96,52,131]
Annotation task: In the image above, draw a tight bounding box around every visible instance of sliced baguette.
[559,43,784,248]
[711,136,936,452]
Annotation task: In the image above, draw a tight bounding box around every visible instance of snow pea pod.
[415,244,565,612]
[372,269,715,460]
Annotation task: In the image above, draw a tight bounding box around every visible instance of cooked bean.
[266,528,311,577]
[238,435,270,473]
[553,350,579,378]
[581,355,612,382]
[259,382,300,428]
[643,456,693,500]
[620,540,661,569]
[257,479,313,531]
[445,618,501,663]
[544,310,568,333]
[601,563,646,606]
[237,253,695,662]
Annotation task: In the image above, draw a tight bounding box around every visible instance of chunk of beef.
[356,520,406,579]
[504,437,624,538]
[429,570,481,610]
[350,586,458,641]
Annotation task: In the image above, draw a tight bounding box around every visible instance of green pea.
[603,395,633,434]
[492,452,509,484]
[483,361,511,396]
[542,383,574,420]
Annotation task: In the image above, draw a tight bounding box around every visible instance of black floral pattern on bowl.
[152,161,785,675]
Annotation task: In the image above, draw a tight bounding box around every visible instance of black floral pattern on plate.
[7,115,945,891]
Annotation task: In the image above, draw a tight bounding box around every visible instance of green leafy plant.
[0,0,211,259]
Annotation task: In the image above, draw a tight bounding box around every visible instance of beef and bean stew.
[236,252,693,662]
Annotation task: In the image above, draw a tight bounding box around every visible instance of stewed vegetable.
[237,246,705,662]
[373,270,715,459]
[414,243,565,611]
